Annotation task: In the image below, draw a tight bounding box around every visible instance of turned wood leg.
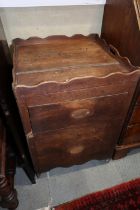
[0,151,19,209]
[0,177,18,210]
[0,116,19,209]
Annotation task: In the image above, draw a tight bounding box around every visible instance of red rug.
[55,178,140,210]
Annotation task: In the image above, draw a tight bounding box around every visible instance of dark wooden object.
[102,0,140,66]
[12,34,140,173]
[0,119,18,210]
[102,0,140,158]
[0,18,35,183]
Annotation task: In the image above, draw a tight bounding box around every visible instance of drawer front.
[122,124,140,145]
[129,105,140,125]
[29,123,121,173]
[29,93,128,134]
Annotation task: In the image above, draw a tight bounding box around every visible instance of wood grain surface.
[12,34,140,173]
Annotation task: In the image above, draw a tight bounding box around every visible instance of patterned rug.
[55,178,140,210]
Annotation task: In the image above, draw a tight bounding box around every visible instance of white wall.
[0,0,106,7]
[0,6,104,45]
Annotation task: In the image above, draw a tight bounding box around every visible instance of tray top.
[13,34,132,86]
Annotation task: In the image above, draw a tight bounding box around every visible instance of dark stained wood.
[17,83,134,107]
[113,147,131,160]
[16,64,129,86]
[116,77,140,156]
[0,18,35,184]
[14,73,138,138]
[0,120,6,176]
[122,124,140,145]
[29,93,130,134]
[129,105,140,124]
[0,119,18,210]
[102,0,140,158]
[113,142,140,159]
[137,95,140,105]
[102,0,140,66]
[13,34,118,74]
[134,0,140,30]
[13,34,139,88]
[29,123,122,172]
[12,35,140,173]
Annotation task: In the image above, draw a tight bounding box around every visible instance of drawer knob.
[69,145,84,155]
[71,109,90,119]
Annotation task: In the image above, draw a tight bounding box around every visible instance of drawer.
[122,124,140,145]
[29,93,128,134]
[129,105,140,125]
[29,124,120,173]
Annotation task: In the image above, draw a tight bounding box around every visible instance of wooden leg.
[113,148,130,160]
[0,177,18,210]
[22,162,36,184]
[0,116,19,209]
[0,94,36,184]
[0,149,19,209]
